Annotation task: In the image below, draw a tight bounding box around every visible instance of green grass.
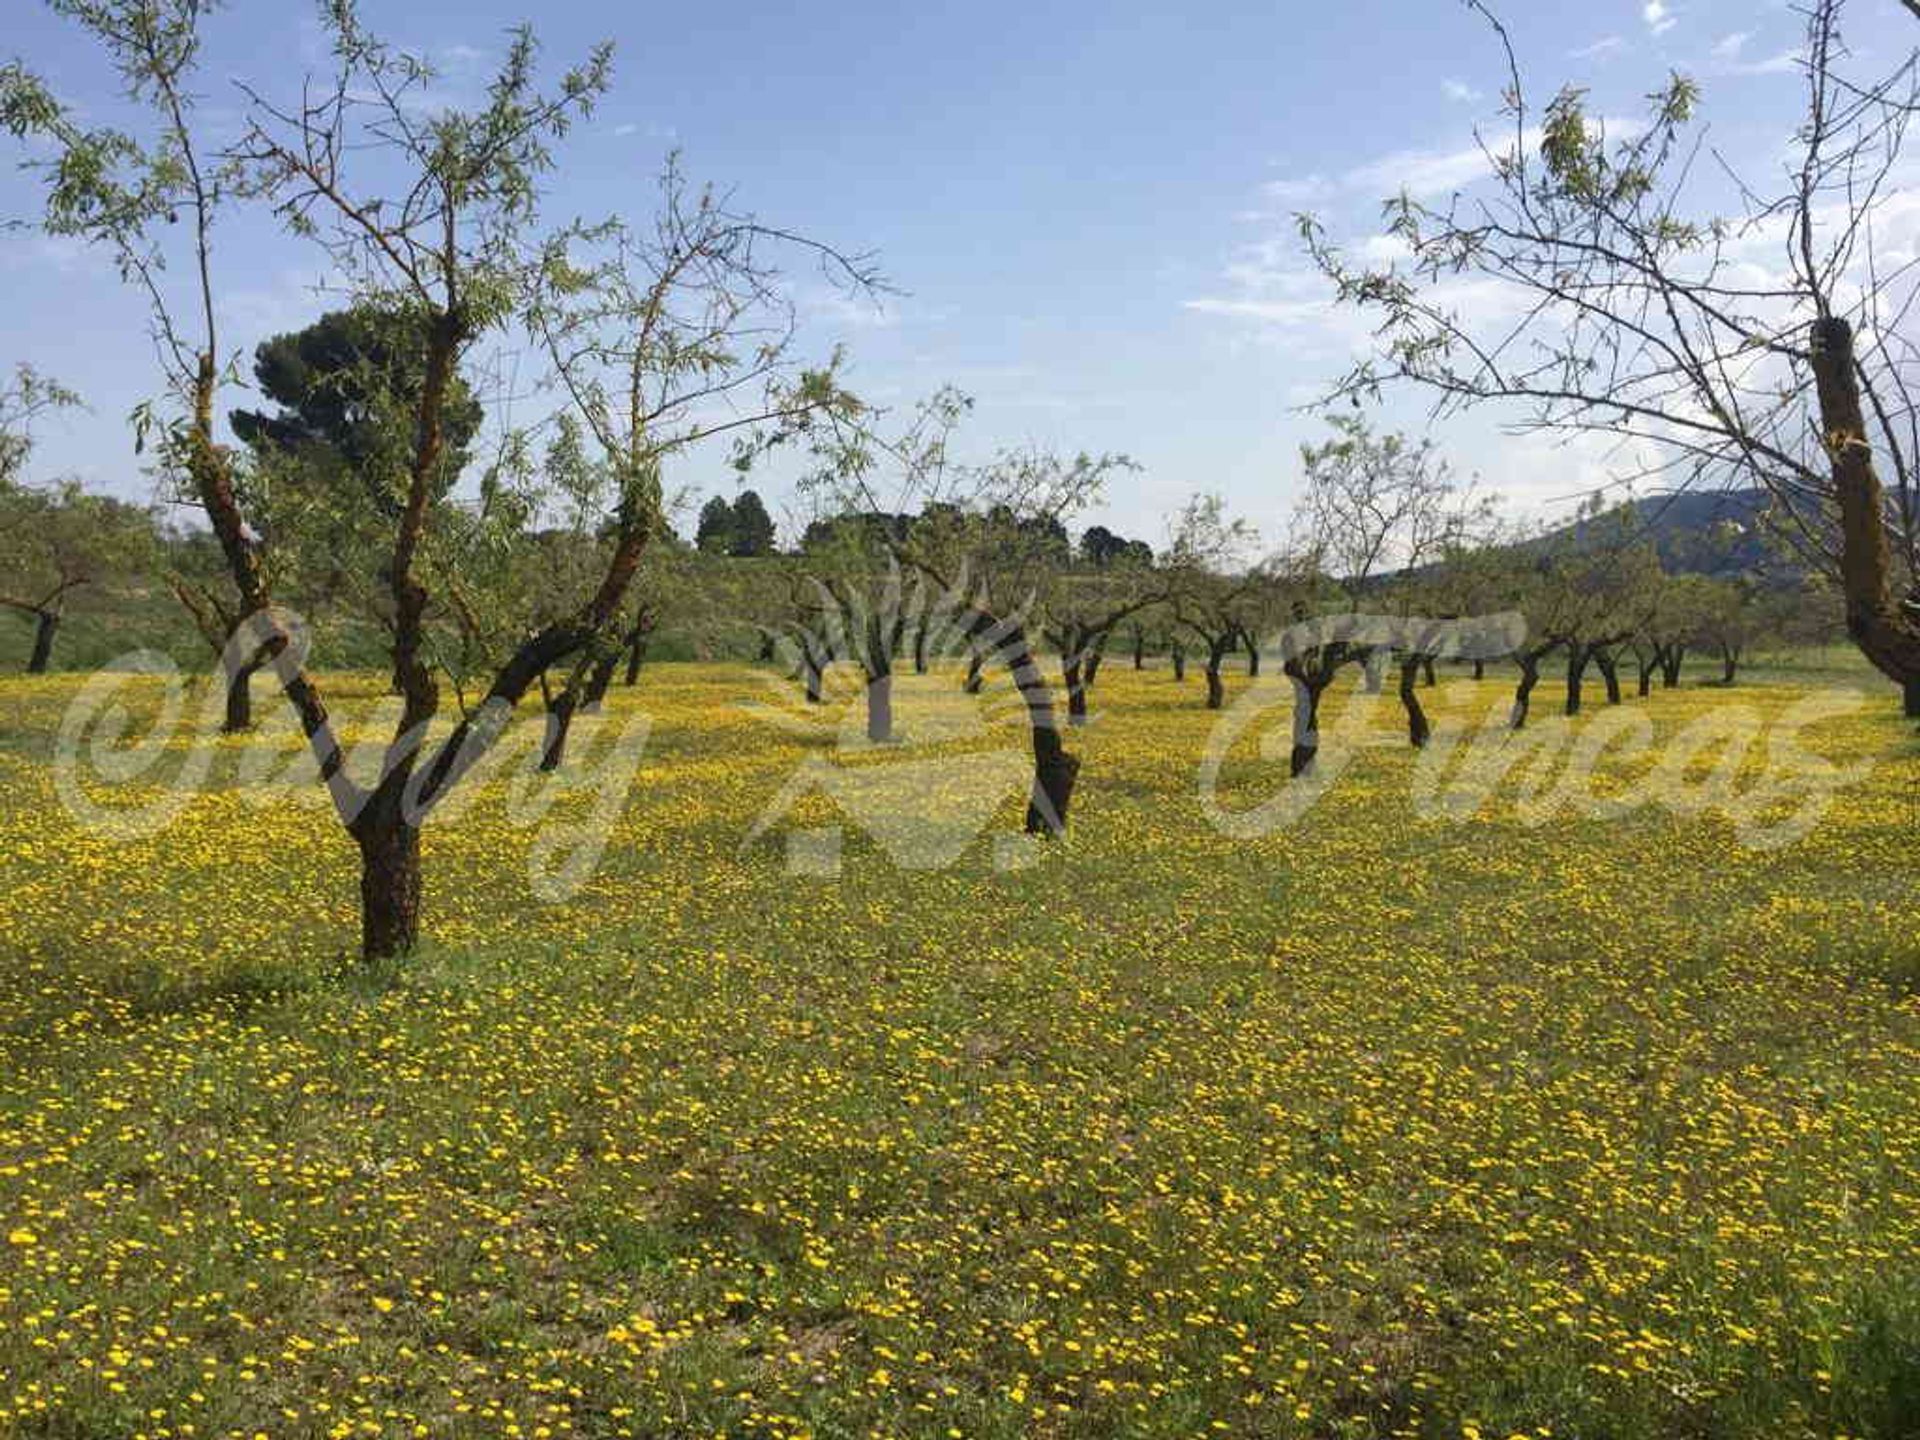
[0,655,1916,1438]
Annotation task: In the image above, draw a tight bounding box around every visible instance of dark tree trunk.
[223,660,262,734]
[1027,726,1078,836]
[1243,636,1261,677]
[866,668,894,742]
[1171,645,1186,681]
[1399,656,1431,747]
[27,609,56,673]
[977,620,1077,837]
[1472,658,1485,681]
[1904,674,1920,718]
[1661,646,1684,688]
[1362,648,1387,694]
[1636,655,1654,698]
[1594,648,1621,705]
[1288,674,1328,776]
[1564,646,1588,716]
[796,632,828,704]
[1063,657,1089,725]
[963,649,984,694]
[1132,626,1145,669]
[583,649,619,711]
[1720,647,1739,685]
[1512,656,1541,729]
[1421,654,1436,687]
[1084,645,1104,688]
[1204,652,1225,709]
[357,811,422,962]
[913,618,929,675]
[540,689,579,772]
[1808,316,1920,688]
[623,629,650,687]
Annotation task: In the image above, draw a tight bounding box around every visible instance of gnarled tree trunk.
[1362,648,1387,694]
[1564,645,1589,716]
[1511,652,1544,729]
[1399,655,1431,747]
[1660,645,1684,688]
[27,610,57,674]
[539,684,578,772]
[1285,668,1333,776]
[583,648,620,711]
[224,659,262,734]
[355,802,422,963]
[1808,316,1920,690]
[1593,647,1621,705]
[1063,656,1089,725]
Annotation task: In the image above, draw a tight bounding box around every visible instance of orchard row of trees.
[767,406,1827,760]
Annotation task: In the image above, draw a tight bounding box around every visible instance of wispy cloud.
[1570,35,1626,60]
[1723,50,1802,77]
[1344,134,1524,198]
[1259,174,1334,206]
[1441,78,1483,103]
[1643,1,1677,38]
[1250,113,1638,221]
[1711,31,1750,59]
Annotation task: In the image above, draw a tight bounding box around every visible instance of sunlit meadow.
[1,658,1916,1439]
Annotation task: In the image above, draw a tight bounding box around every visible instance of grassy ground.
[0,655,1916,1439]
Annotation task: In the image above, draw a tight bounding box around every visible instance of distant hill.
[1542,487,1786,577]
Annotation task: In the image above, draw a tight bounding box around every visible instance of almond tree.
[1306,0,1920,713]
[0,364,79,486]
[794,390,1131,834]
[1,476,156,673]
[1040,555,1163,724]
[1163,494,1264,711]
[1282,415,1489,765]
[525,166,870,761]
[3,1,811,958]
[0,355,81,671]
[1628,573,1713,694]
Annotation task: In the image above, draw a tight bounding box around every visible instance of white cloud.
[1725,50,1802,77]
[1711,31,1749,59]
[1249,113,1641,224]
[1346,136,1516,198]
[1643,1,1676,38]
[1442,78,1483,103]
[1570,35,1626,60]
[1260,174,1333,206]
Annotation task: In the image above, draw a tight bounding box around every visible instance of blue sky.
[4,0,1909,548]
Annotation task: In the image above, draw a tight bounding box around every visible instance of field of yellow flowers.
[0,657,1916,1439]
